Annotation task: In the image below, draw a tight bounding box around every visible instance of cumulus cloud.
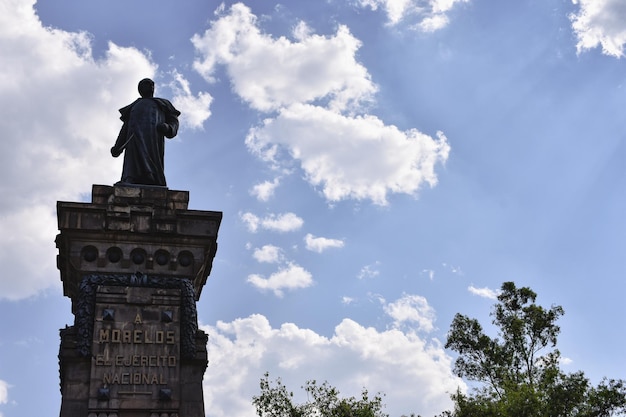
[193,4,449,206]
[240,212,304,233]
[304,233,345,253]
[250,178,281,201]
[252,244,283,263]
[355,0,469,31]
[240,212,261,232]
[170,70,213,129]
[247,263,313,297]
[570,0,626,58]
[417,13,450,32]
[468,285,499,300]
[356,0,415,25]
[202,298,464,417]
[0,379,7,405]
[192,3,376,112]
[246,105,450,205]
[0,0,164,299]
[384,294,436,332]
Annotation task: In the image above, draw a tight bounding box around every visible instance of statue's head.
[138,78,155,98]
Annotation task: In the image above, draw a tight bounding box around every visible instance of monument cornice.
[56,184,222,305]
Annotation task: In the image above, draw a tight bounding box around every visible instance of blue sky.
[0,0,625,416]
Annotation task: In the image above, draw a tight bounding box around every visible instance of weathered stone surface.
[59,326,91,417]
[58,184,217,417]
[72,274,199,360]
[56,184,222,304]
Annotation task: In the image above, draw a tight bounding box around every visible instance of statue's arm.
[111,122,128,157]
[155,99,180,139]
[165,113,179,139]
[157,112,179,139]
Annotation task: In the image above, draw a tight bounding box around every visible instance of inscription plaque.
[89,286,181,410]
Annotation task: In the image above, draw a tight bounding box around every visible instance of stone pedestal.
[56,184,221,417]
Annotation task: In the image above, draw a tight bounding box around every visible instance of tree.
[443,281,626,417]
[252,372,388,417]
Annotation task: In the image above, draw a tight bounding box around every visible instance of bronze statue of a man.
[111,78,181,186]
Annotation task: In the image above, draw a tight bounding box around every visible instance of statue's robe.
[112,97,180,186]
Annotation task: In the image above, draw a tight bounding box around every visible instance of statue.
[111,78,181,186]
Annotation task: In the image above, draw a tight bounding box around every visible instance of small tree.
[252,372,388,417]
[443,281,626,416]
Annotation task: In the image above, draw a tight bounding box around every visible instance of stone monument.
[56,81,221,417]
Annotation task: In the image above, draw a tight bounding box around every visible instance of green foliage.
[252,372,388,417]
[443,281,626,417]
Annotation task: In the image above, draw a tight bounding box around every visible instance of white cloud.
[416,13,449,33]
[250,178,280,201]
[570,0,626,58]
[304,233,345,253]
[0,379,7,405]
[0,0,160,299]
[468,285,499,300]
[170,70,213,129]
[247,263,313,297]
[259,212,304,232]
[246,105,450,205]
[355,0,468,31]
[384,294,436,332]
[358,0,415,25]
[192,3,377,113]
[240,212,261,232]
[240,212,304,233]
[252,245,283,263]
[358,262,381,279]
[201,307,464,417]
[192,4,449,206]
